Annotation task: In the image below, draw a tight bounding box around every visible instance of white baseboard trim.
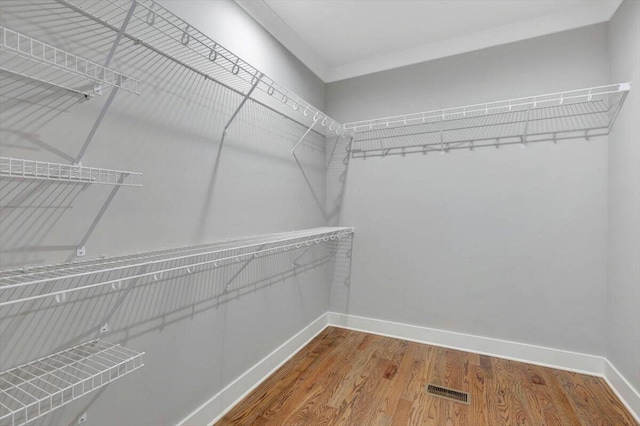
[177,313,329,426]
[178,311,639,425]
[327,312,604,375]
[327,312,640,423]
[603,359,640,423]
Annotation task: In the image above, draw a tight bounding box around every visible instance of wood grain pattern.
[217,327,639,426]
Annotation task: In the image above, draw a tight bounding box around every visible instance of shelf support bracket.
[0,66,92,97]
[73,0,138,164]
[522,106,532,148]
[292,243,314,267]
[219,73,263,147]
[291,118,318,153]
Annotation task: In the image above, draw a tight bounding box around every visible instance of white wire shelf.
[343,83,630,156]
[0,227,354,307]
[0,25,141,96]
[0,157,143,187]
[59,0,342,135]
[0,340,144,426]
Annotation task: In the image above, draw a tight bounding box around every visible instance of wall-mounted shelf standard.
[0,157,143,187]
[0,26,141,96]
[343,83,631,157]
[0,227,354,307]
[0,340,144,426]
[59,0,342,135]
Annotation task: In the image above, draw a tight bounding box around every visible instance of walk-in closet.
[0,0,638,425]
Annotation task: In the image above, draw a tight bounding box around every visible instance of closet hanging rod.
[57,0,342,137]
[350,129,614,158]
[343,83,630,133]
[56,0,323,137]
[0,157,143,187]
[353,101,611,143]
[0,26,141,96]
[0,227,354,307]
[0,340,144,426]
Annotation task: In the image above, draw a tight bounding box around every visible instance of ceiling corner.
[234,0,330,82]
[235,0,624,84]
[324,0,624,83]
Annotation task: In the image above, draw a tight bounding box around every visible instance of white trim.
[234,0,329,81]
[327,312,603,375]
[326,312,639,422]
[176,313,329,426]
[603,359,640,423]
[179,311,639,424]
[234,0,622,82]
[326,1,621,82]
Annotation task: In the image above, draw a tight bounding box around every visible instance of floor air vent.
[425,384,470,405]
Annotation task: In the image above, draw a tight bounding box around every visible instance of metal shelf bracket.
[291,114,320,153]
[219,72,264,148]
[73,0,138,164]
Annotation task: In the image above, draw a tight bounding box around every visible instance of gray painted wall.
[0,1,333,425]
[1,1,638,424]
[607,0,640,394]
[327,24,611,356]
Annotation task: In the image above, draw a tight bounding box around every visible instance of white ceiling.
[235,0,622,82]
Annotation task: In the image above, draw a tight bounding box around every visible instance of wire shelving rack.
[0,340,144,426]
[343,83,631,157]
[58,0,343,135]
[0,26,141,96]
[0,157,143,187]
[0,227,354,307]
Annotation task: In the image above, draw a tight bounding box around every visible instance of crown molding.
[235,0,622,83]
[234,0,329,81]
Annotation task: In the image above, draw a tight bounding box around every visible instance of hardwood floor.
[217,327,638,425]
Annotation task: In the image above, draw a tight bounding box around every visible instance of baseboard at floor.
[327,312,640,423]
[603,359,640,423]
[177,313,329,426]
[178,311,640,425]
[327,312,604,374]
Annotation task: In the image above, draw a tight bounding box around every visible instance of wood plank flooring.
[217,327,638,425]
